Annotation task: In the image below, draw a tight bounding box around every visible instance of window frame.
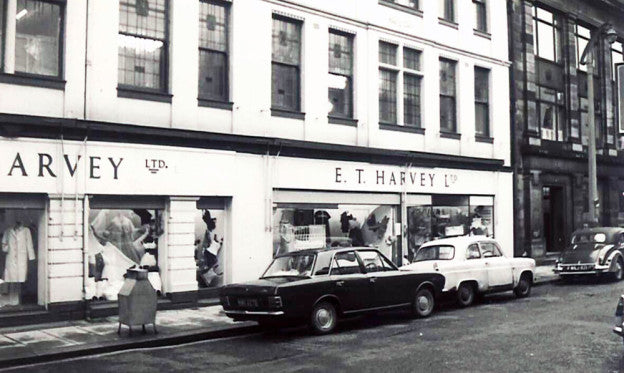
[474,66,490,138]
[612,41,623,142]
[531,5,563,64]
[1,0,66,81]
[439,57,458,134]
[197,0,231,105]
[379,0,421,15]
[472,0,487,33]
[117,0,171,96]
[271,14,303,114]
[329,250,364,276]
[466,244,481,260]
[328,28,354,120]
[439,0,455,23]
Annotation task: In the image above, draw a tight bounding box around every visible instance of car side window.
[466,244,481,259]
[619,233,624,248]
[480,242,501,258]
[357,250,385,273]
[313,253,332,276]
[330,251,362,275]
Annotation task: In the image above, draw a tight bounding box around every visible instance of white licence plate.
[237,298,259,307]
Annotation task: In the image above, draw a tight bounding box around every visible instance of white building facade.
[0,0,512,323]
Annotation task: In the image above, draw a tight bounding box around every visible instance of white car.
[401,236,536,307]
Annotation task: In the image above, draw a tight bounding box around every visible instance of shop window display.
[273,204,398,264]
[0,209,41,308]
[86,209,164,301]
[194,209,225,288]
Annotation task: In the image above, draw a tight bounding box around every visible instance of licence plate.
[237,298,259,308]
[565,265,593,271]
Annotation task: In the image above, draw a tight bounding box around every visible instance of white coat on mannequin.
[1,225,35,283]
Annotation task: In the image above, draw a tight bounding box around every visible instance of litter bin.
[117,268,158,335]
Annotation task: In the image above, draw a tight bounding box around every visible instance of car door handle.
[369,277,377,283]
[336,281,345,287]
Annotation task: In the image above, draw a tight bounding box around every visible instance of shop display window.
[86,209,164,301]
[194,208,226,288]
[0,208,43,309]
[273,204,399,264]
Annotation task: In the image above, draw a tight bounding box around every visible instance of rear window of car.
[414,245,455,262]
[572,233,607,244]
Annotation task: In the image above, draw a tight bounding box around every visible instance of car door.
[329,251,371,312]
[356,250,402,308]
[464,243,488,291]
[480,242,513,288]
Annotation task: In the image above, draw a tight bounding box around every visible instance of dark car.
[220,247,445,334]
[554,227,624,281]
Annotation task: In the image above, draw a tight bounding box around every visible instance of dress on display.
[1,225,35,283]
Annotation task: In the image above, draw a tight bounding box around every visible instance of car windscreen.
[261,254,315,278]
[413,245,455,262]
[571,233,608,244]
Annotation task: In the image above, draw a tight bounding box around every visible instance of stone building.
[509,0,624,259]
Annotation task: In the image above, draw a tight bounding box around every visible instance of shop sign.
[334,167,458,188]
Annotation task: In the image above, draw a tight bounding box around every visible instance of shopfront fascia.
[0,137,265,316]
[271,157,513,265]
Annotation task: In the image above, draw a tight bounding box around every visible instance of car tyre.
[612,258,624,282]
[310,301,337,335]
[514,274,532,298]
[412,287,435,318]
[456,282,475,307]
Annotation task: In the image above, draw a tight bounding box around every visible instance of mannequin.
[1,221,35,306]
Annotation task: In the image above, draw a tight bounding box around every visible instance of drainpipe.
[507,0,519,257]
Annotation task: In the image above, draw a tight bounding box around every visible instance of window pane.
[439,0,454,21]
[439,59,456,96]
[272,17,301,65]
[536,7,553,23]
[119,0,167,40]
[474,67,489,103]
[272,63,299,111]
[379,41,397,65]
[403,47,420,71]
[474,0,487,32]
[537,21,555,61]
[540,103,555,129]
[407,206,432,262]
[14,0,61,76]
[199,1,228,52]
[440,96,456,132]
[379,69,397,123]
[475,103,489,136]
[329,31,353,76]
[394,0,419,9]
[118,34,164,89]
[404,74,421,127]
[199,50,227,101]
[328,74,352,118]
[331,252,362,275]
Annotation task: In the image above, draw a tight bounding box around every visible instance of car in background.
[220,247,445,334]
[554,227,624,281]
[401,236,535,307]
[613,294,624,345]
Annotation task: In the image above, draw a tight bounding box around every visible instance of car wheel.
[412,287,435,318]
[514,274,532,298]
[456,282,475,307]
[612,258,624,282]
[310,301,337,335]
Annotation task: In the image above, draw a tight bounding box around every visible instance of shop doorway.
[195,197,229,291]
[543,186,565,252]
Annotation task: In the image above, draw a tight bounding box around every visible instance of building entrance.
[543,186,565,253]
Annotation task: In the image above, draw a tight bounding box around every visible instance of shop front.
[270,157,512,266]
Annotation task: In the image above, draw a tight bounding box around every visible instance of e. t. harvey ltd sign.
[334,167,458,188]
[3,152,124,180]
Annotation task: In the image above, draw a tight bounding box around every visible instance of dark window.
[271,16,301,112]
[118,0,169,91]
[379,69,397,123]
[532,6,562,63]
[379,41,397,66]
[473,0,487,32]
[330,251,362,275]
[404,74,421,127]
[198,0,229,102]
[612,41,623,142]
[328,30,353,118]
[439,58,457,133]
[10,0,63,77]
[414,245,455,261]
[474,67,490,137]
[439,0,454,22]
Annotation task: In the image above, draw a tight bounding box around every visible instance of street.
[7,279,624,373]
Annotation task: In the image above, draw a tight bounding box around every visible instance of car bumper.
[554,264,609,275]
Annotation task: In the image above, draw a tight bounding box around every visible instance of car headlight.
[268,296,283,308]
[598,245,614,265]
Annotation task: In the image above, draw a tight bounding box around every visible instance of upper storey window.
[198,0,230,103]
[328,30,354,119]
[532,6,563,63]
[1,0,64,77]
[439,0,455,23]
[271,15,302,113]
[118,0,169,92]
[473,0,487,33]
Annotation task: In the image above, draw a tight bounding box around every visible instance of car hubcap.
[617,263,623,279]
[417,295,431,312]
[316,308,332,329]
[460,288,471,302]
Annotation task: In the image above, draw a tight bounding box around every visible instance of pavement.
[0,264,559,370]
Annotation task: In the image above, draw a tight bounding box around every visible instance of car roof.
[571,227,624,242]
[419,235,496,248]
[274,246,378,258]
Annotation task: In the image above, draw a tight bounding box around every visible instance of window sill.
[271,108,305,120]
[378,1,423,17]
[379,123,425,134]
[117,86,172,103]
[473,29,491,39]
[0,73,65,90]
[438,18,458,29]
[475,135,494,143]
[198,98,233,110]
[328,116,358,127]
[440,131,461,140]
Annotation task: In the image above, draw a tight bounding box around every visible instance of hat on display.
[133,209,153,225]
